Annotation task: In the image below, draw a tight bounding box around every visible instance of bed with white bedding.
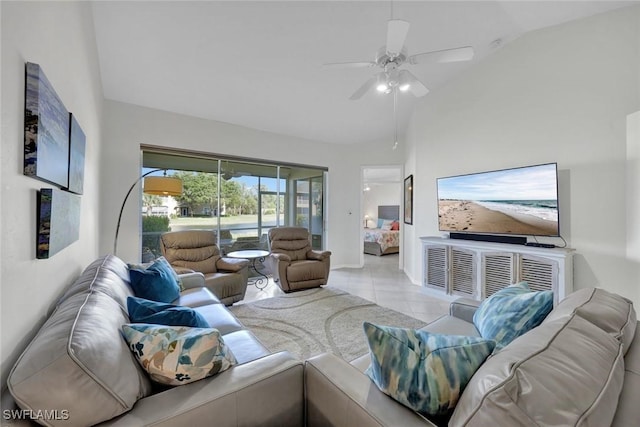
[363,205,400,256]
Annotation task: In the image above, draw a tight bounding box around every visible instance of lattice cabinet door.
[482,252,516,298]
[450,248,476,297]
[518,254,558,300]
[424,244,448,292]
[421,237,573,302]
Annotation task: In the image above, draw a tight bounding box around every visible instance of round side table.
[226,249,270,290]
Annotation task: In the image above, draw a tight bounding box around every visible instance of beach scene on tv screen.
[438,164,559,236]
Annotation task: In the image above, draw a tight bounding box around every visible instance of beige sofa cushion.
[545,287,637,355]
[8,260,152,426]
[450,315,624,426]
[612,322,640,426]
[58,255,133,309]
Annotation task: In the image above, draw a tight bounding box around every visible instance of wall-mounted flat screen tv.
[437,163,559,237]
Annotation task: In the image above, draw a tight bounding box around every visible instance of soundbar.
[449,232,527,245]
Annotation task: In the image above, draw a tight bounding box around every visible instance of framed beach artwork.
[24,62,70,188]
[404,175,413,225]
[66,113,86,194]
[36,188,81,259]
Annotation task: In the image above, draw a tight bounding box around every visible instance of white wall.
[405,6,640,305]
[628,110,640,263]
[101,100,403,268]
[363,183,401,226]
[0,2,103,387]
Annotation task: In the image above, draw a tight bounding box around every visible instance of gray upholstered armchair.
[265,227,331,292]
[160,230,249,305]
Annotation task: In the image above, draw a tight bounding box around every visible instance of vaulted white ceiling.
[91,1,634,146]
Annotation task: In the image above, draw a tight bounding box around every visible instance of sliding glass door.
[218,161,285,253]
[140,149,325,260]
[294,173,325,250]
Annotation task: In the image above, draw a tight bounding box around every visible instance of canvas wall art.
[24,62,70,188]
[37,188,81,259]
[66,113,86,194]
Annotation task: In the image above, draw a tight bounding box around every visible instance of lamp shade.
[143,176,182,196]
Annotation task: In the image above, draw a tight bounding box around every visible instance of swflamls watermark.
[2,409,70,421]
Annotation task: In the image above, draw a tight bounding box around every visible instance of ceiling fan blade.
[409,46,474,65]
[386,19,410,57]
[399,70,429,97]
[322,61,376,69]
[349,74,379,100]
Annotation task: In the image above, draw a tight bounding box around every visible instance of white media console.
[420,236,574,304]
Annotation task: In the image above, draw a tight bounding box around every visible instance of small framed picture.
[404,175,413,225]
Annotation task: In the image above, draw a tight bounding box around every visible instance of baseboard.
[331,263,361,270]
[420,287,457,302]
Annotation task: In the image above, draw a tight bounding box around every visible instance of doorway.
[360,165,404,269]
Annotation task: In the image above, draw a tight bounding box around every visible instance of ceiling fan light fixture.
[376,83,389,92]
[397,70,411,92]
[376,72,391,93]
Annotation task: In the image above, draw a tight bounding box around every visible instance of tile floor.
[242,253,450,324]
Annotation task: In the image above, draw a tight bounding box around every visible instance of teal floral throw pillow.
[473,282,553,350]
[363,322,495,417]
[121,324,237,386]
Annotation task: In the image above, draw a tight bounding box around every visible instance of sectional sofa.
[2,254,638,426]
[306,288,639,426]
[4,255,303,426]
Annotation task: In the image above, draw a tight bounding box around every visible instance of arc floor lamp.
[113,169,182,255]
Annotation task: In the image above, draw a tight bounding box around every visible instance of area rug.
[229,287,427,361]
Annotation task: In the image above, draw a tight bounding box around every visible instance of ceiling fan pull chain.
[393,88,398,150]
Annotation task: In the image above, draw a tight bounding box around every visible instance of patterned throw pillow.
[473,282,553,350]
[121,324,237,386]
[127,296,209,328]
[363,322,495,417]
[129,257,181,303]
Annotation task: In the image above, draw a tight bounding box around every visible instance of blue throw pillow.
[128,257,184,291]
[129,257,180,303]
[363,322,495,417]
[473,282,553,350]
[127,296,209,328]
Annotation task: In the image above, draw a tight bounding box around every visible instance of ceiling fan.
[323,19,474,100]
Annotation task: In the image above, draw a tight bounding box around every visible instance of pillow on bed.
[380,219,394,230]
[391,221,400,231]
